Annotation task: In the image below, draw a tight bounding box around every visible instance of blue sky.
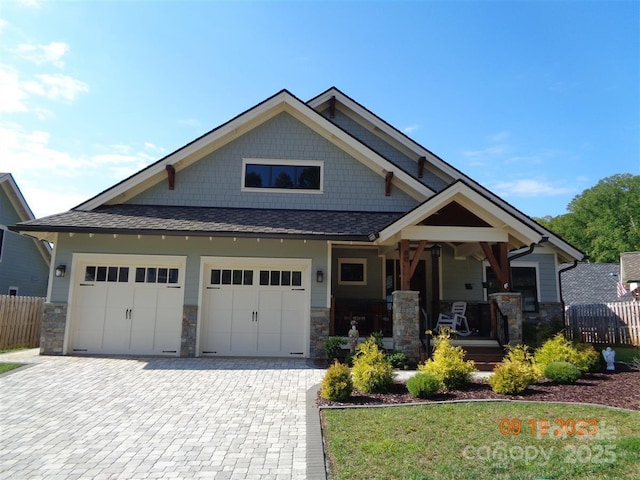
[1,0,638,219]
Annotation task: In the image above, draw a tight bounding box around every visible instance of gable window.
[8,286,18,296]
[485,265,539,312]
[242,159,323,192]
[338,258,367,285]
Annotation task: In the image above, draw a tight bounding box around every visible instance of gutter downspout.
[558,260,580,329]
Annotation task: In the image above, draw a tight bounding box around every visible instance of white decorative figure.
[348,320,359,353]
[602,347,616,372]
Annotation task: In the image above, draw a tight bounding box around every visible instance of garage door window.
[259,270,302,286]
[85,266,130,282]
[210,269,254,286]
[135,267,179,284]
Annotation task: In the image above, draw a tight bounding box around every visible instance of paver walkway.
[0,350,326,480]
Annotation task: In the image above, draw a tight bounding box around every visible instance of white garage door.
[200,258,310,357]
[68,255,185,356]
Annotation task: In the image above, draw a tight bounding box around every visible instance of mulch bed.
[317,370,640,411]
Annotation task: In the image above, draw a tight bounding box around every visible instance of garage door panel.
[69,257,184,356]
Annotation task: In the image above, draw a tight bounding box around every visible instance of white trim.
[337,257,367,286]
[241,158,324,194]
[401,226,508,243]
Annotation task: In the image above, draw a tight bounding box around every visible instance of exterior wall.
[322,109,450,193]
[129,112,417,212]
[41,303,67,355]
[441,247,485,302]
[331,247,384,300]
[51,234,328,307]
[0,190,49,297]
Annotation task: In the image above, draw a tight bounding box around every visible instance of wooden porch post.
[399,239,427,291]
[480,242,511,292]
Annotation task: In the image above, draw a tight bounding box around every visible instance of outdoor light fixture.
[55,265,66,278]
[430,245,441,258]
[465,283,473,290]
[316,269,324,283]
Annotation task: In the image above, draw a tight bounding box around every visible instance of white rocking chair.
[435,301,471,336]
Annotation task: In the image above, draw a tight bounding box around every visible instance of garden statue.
[348,320,359,353]
[602,347,616,372]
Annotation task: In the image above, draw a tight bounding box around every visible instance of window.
[338,258,367,285]
[485,265,538,312]
[242,159,323,192]
[85,266,130,283]
[8,286,18,296]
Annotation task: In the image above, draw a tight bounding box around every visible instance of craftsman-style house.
[11,88,584,362]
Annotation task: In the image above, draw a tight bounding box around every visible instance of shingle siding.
[322,109,449,192]
[129,112,417,212]
[0,188,49,297]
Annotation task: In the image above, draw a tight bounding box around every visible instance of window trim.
[241,158,324,194]
[338,258,367,286]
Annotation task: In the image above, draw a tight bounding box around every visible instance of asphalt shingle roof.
[14,204,403,241]
[560,262,632,305]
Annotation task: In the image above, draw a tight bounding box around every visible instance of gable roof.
[308,87,584,263]
[0,173,52,262]
[560,262,633,305]
[76,89,433,211]
[373,180,544,253]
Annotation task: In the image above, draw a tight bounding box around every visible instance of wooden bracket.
[385,171,394,196]
[166,165,176,190]
[418,156,426,178]
[329,96,336,118]
[480,241,510,291]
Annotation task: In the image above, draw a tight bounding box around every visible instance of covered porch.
[327,181,545,363]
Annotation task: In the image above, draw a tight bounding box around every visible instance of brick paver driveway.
[0,350,326,479]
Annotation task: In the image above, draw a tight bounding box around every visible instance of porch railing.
[330,299,393,337]
[491,299,509,347]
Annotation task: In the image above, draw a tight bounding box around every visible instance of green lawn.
[0,363,24,374]
[321,402,640,480]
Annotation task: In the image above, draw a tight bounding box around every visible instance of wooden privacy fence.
[566,301,640,346]
[0,295,44,350]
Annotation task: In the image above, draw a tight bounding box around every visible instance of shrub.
[418,330,476,390]
[489,344,541,395]
[544,361,582,383]
[351,337,395,393]
[407,372,442,399]
[320,361,353,401]
[535,333,599,373]
[385,350,410,369]
[323,337,347,362]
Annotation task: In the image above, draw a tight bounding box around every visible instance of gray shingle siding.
[321,109,449,192]
[129,112,417,212]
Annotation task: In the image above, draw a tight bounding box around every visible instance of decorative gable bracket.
[385,171,394,196]
[166,165,176,190]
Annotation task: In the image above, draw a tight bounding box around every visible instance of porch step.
[462,346,505,372]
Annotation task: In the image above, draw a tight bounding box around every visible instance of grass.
[321,402,640,480]
[0,363,24,374]
[612,347,640,364]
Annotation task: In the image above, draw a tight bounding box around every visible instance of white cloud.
[461,144,510,158]
[0,19,8,33]
[14,42,69,68]
[0,66,29,113]
[490,179,575,198]
[403,124,419,134]
[489,131,510,142]
[178,118,201,127]
[24,73,89,101]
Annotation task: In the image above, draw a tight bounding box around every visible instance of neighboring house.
[620,252,640,300]
[559,262,632,306]
[0,173,51,297]
[11,88,584,361]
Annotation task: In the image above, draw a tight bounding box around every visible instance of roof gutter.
[558,260,580,324]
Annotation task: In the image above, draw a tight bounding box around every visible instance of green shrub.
[544,361,582,383]
[522,318,564,348]
[323,337,347,361]
[320,361,353,401]
[418,330,476,390]
[407,372,442,399]
[535,333,599,373]
[385,350,410,369]
[489,344,541,395]
[351,337,395,393]
[370,331,385,350]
